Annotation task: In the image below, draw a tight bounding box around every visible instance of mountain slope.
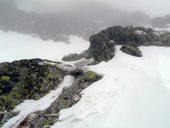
[52,46,170,128]
[1,26,170,128]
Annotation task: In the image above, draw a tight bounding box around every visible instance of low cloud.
[15,0,170,17]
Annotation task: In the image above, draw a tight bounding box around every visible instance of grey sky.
[16,0,170,17]
[106,0,170,17]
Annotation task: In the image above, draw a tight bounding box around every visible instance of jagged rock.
[0,58,102,127]
[69,67,84,76]
[0,111,18,124]
[89,34,116,62]
[87,26,170,62]
[0,112,5,123]
[0,59,66,112]
[18,112,40,128]
[62,53,82,61]
[87,26,153,62]
[120,45,142,57]
[26,70,102,128]
[61,26,170,64]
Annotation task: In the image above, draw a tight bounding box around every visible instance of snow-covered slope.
[0,31,89,63]
[52,46,170,128]
[1,30,170,128]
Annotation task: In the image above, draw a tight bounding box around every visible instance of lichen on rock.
[0,59,67,113]
[63,26,170,64]
[0,58,102,127]
[20,69,102,128]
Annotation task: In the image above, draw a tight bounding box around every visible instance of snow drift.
[1,30,170,128]
[52,46,170,128]
[0,30,89,63]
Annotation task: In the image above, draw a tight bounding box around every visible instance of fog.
[16,0,170,17]
[0,0,170,41]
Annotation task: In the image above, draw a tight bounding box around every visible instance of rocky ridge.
[1,25,170,128]
[0,59,102,127]
[63,26,170,63]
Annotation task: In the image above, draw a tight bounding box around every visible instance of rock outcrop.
[88,26,170,61]
[89,35,116,62]
[1,25,170,127]
[20,70,101,128]
[0,59,65,112]
[62,53,82,62]
[120,45,142,57]
[63,26,170,63]
[0,59,102,127]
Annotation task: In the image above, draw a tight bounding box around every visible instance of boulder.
[62,53,82,62]
[89,34,115,62]
[120,45,142,57]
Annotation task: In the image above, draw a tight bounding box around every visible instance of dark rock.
[62,26,170,63]
[18,112,40,128]
[89,34,116,62]
[0,111,18,124]
[0,59,66,112]
[0,112,5,122]
[120,45,142,57]
[0,58,102,127]
[89,26,164,46]
[69,67,84,76]
[86,26,170,62]
[62,53,82,61]
[26,70,102,128]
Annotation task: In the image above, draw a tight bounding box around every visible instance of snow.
[135,30,146,35]
[159,55,170,90]
[154,27,170,32]
[2,75,74,128]
[0,30,89,63]
[1,31,170,128]
[51,46,170,128]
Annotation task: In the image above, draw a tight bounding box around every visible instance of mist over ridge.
[0,0,153,41]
